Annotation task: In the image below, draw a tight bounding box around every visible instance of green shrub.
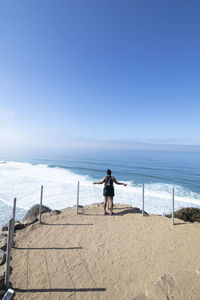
[25,204,51,219]
[166,207,200,223]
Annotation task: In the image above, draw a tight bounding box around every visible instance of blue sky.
[0,0,200,152]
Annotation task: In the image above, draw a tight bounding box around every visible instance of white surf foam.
[0,161,200,218]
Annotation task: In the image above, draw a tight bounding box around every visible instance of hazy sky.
[0,0,200,152]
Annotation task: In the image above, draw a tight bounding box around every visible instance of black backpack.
[105,176,113,188]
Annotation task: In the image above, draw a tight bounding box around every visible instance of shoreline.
[1,160,200,221]
[1,203,200,299]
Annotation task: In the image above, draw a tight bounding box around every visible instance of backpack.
[105,176,113,188]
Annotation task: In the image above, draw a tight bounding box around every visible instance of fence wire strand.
[18,189,40,201]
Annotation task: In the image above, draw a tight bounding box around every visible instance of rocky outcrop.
[0,265,5,290]
[0,250,5,266]
[25,204,51,219]
[2,221,25,232]
[14,221,25,230]
[0,236,6,252]
[166,207,200,223]
[0,233,6,296]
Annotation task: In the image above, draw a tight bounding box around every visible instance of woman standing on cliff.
[93,169,127,215]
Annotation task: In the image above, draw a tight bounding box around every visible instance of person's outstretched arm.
[93,177,106,184]
[112,177,127,186]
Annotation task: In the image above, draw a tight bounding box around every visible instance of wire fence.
[2,180,200,225]
[7,182,178,224]
[18,189,39,201]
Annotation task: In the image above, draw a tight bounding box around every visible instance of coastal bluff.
[4,203,200,299]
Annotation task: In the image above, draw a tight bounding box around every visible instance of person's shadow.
[114,207,148,216]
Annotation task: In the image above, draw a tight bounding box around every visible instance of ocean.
[0,149,200,229]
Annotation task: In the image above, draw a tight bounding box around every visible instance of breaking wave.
[0,161,200,228]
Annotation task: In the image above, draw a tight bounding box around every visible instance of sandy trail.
[10,203,200,300]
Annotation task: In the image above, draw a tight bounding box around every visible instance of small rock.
[0,232,7,237]
[73,205,83,209]
[0,265,5,276]
[0,250,5,265]
[132,207,142,213]
[0,236,7,251]
[1,224,8,232]
[22,217,38,227]
[50,210,61,216]
[0,264,5,289]
[14,221,25,230]
[132,207,148,215]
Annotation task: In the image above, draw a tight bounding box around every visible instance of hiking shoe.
[103,211,108,215]
[110,211,113,215]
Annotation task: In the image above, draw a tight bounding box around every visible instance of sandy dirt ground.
[9,203,200,300]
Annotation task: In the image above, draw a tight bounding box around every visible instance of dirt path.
[10,204,200,299]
